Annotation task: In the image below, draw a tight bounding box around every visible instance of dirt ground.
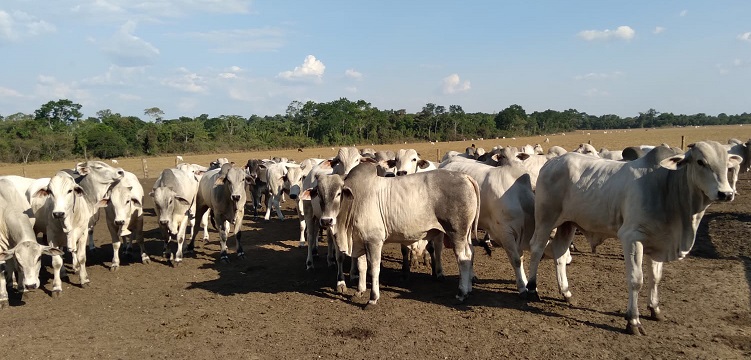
[1,134,751,359]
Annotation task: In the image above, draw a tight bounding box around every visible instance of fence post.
[22,166,26,177]
[436,148,440,162]
[681,135,686,150]
[141,158,149,179]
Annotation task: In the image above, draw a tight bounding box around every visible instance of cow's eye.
[697,159,706,167]
[67,189,73,194]
[336,192,341,197]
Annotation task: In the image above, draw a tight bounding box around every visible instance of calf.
[151,168,199,266]
[104,171,147,270]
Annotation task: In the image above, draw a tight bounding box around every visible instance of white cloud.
[584,88,609,97]
[574,71,624,80]
[35,75,91,105]
[219,72,238,79]
[679,9,688,17]
[578,25,635,41]
[161,67,207,93]
[82,65,147,86]
[0,86,23,97]
[278,55,325,81]
[118,93,142,101]
[345,86,358,93]
[738,32,751,42]
[102,21,160,67]
[345,69,363,80]
[0,10,56,43]
[72,0,251,21]
[442,74,471,94]
[182,27,285,53]
[653,26,665,34]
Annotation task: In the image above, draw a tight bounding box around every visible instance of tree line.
[0,98,749,163]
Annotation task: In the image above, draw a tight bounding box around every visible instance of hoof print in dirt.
[363,302,377,311]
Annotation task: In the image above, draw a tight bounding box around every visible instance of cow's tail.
[465,175,489,256]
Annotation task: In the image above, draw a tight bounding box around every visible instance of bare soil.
[1,131,750,359]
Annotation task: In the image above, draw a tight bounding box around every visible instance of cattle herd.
[0,138,748,336]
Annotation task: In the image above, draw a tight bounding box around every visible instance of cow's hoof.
[298,242,306,248]
[237,252,245,260]
[80,282,90,289]
[524,290,541,302]
[351,291,365,302]
[434,274,445,282]
[336,283,347,294]
[306,262,314,271]
[456,291,470,303]
[219,256,230,264]
[109,265,119,272]
[564,295,578,307]
[0,299,8,309]
[625,323,647,336]
[51,291,61,299]
[472,275,479,284]
[142,257,151,265]
[363,302,377,311]
[648,307,665,321]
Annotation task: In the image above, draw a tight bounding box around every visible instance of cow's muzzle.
[396,171,407,176]
[289,193,298,200]
[231,195,241,202]
[320,218,334,228]
[159,219,169,226]
[52,212,65,219]
[114,220,126,226]
[717,191,735,202]
[24,283,39,291]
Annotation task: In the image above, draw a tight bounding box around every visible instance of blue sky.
[1,1,750,120]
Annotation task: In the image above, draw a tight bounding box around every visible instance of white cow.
[287,158,324,245]
[391,149,438,176]
[598,148,624,161]
[191,164,247,262]
[311,163,480,307]
[0,180,63,306]
[573,143,599,157]
[32,162,124,295]
[104,171,147,270]
[263,161,300,221]
[525,142,741,335]
[151,168,199,266]
[724,138,751,193]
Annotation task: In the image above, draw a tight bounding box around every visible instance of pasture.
[0,125,749,359]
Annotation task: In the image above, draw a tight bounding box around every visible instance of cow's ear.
[42,246,64,257]
[360,157,376,164]
[175,196,191,206]
[282,175,288,182]
[516,153,530,161]
[386,159,396,168]
[728,154,743,169]
[76,162,90,175]
[319,160,333,169]
[33,187,50,199]
[96,198,110,208]
[73,185,86,197]
[300,188,314,201]
[342,186,354,199]
[148,191,155,197]
[0,249,14,261]
[417,160,430,169]
[131,197,143,208]
[659,154,686,170]
[214,176,225,186]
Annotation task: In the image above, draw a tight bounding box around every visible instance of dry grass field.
[0,124,749,359]
[2,124,746,178]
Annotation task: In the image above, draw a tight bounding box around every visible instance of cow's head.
[151,186,191,237]
[0,242,64,291]
[660,141,741,202]
[34,172,85,233]
[76,161,125,185]
[285,165,305,200]
[108,183,142,234]
[394,149,430,176]
[573,143,599,157]
[332,147,363,175]
[215,164,247,205]
[301,174,351,229]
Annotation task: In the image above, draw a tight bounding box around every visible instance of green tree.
[494,104,528,134]
[34,99,83,130]
[144,107,165,123]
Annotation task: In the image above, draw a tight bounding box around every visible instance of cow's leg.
[76,234,90,287]
[0,262,9,308]
[326,229,337,268]
[233,213,244,258]
[431,234,445,279]
[364,241,383,309]
[352,243,367,299]
[448,233,473,302]
[400,244,411,278]
[526,218,558,301]
[549,223,576,304]
[274,196,284,221]
[133,216,149,264]
[111,236,121,271]
[304,206,318,270]
[622,239,646,335]
[51,252,63,296]
[729,166,740,194]
[201,210,210,244]
[297,203,306,247]
[264,193,274,221]
[647,258,665,321]
[218,219,230,262]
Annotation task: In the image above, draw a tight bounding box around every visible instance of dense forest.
[1,98,749,163]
